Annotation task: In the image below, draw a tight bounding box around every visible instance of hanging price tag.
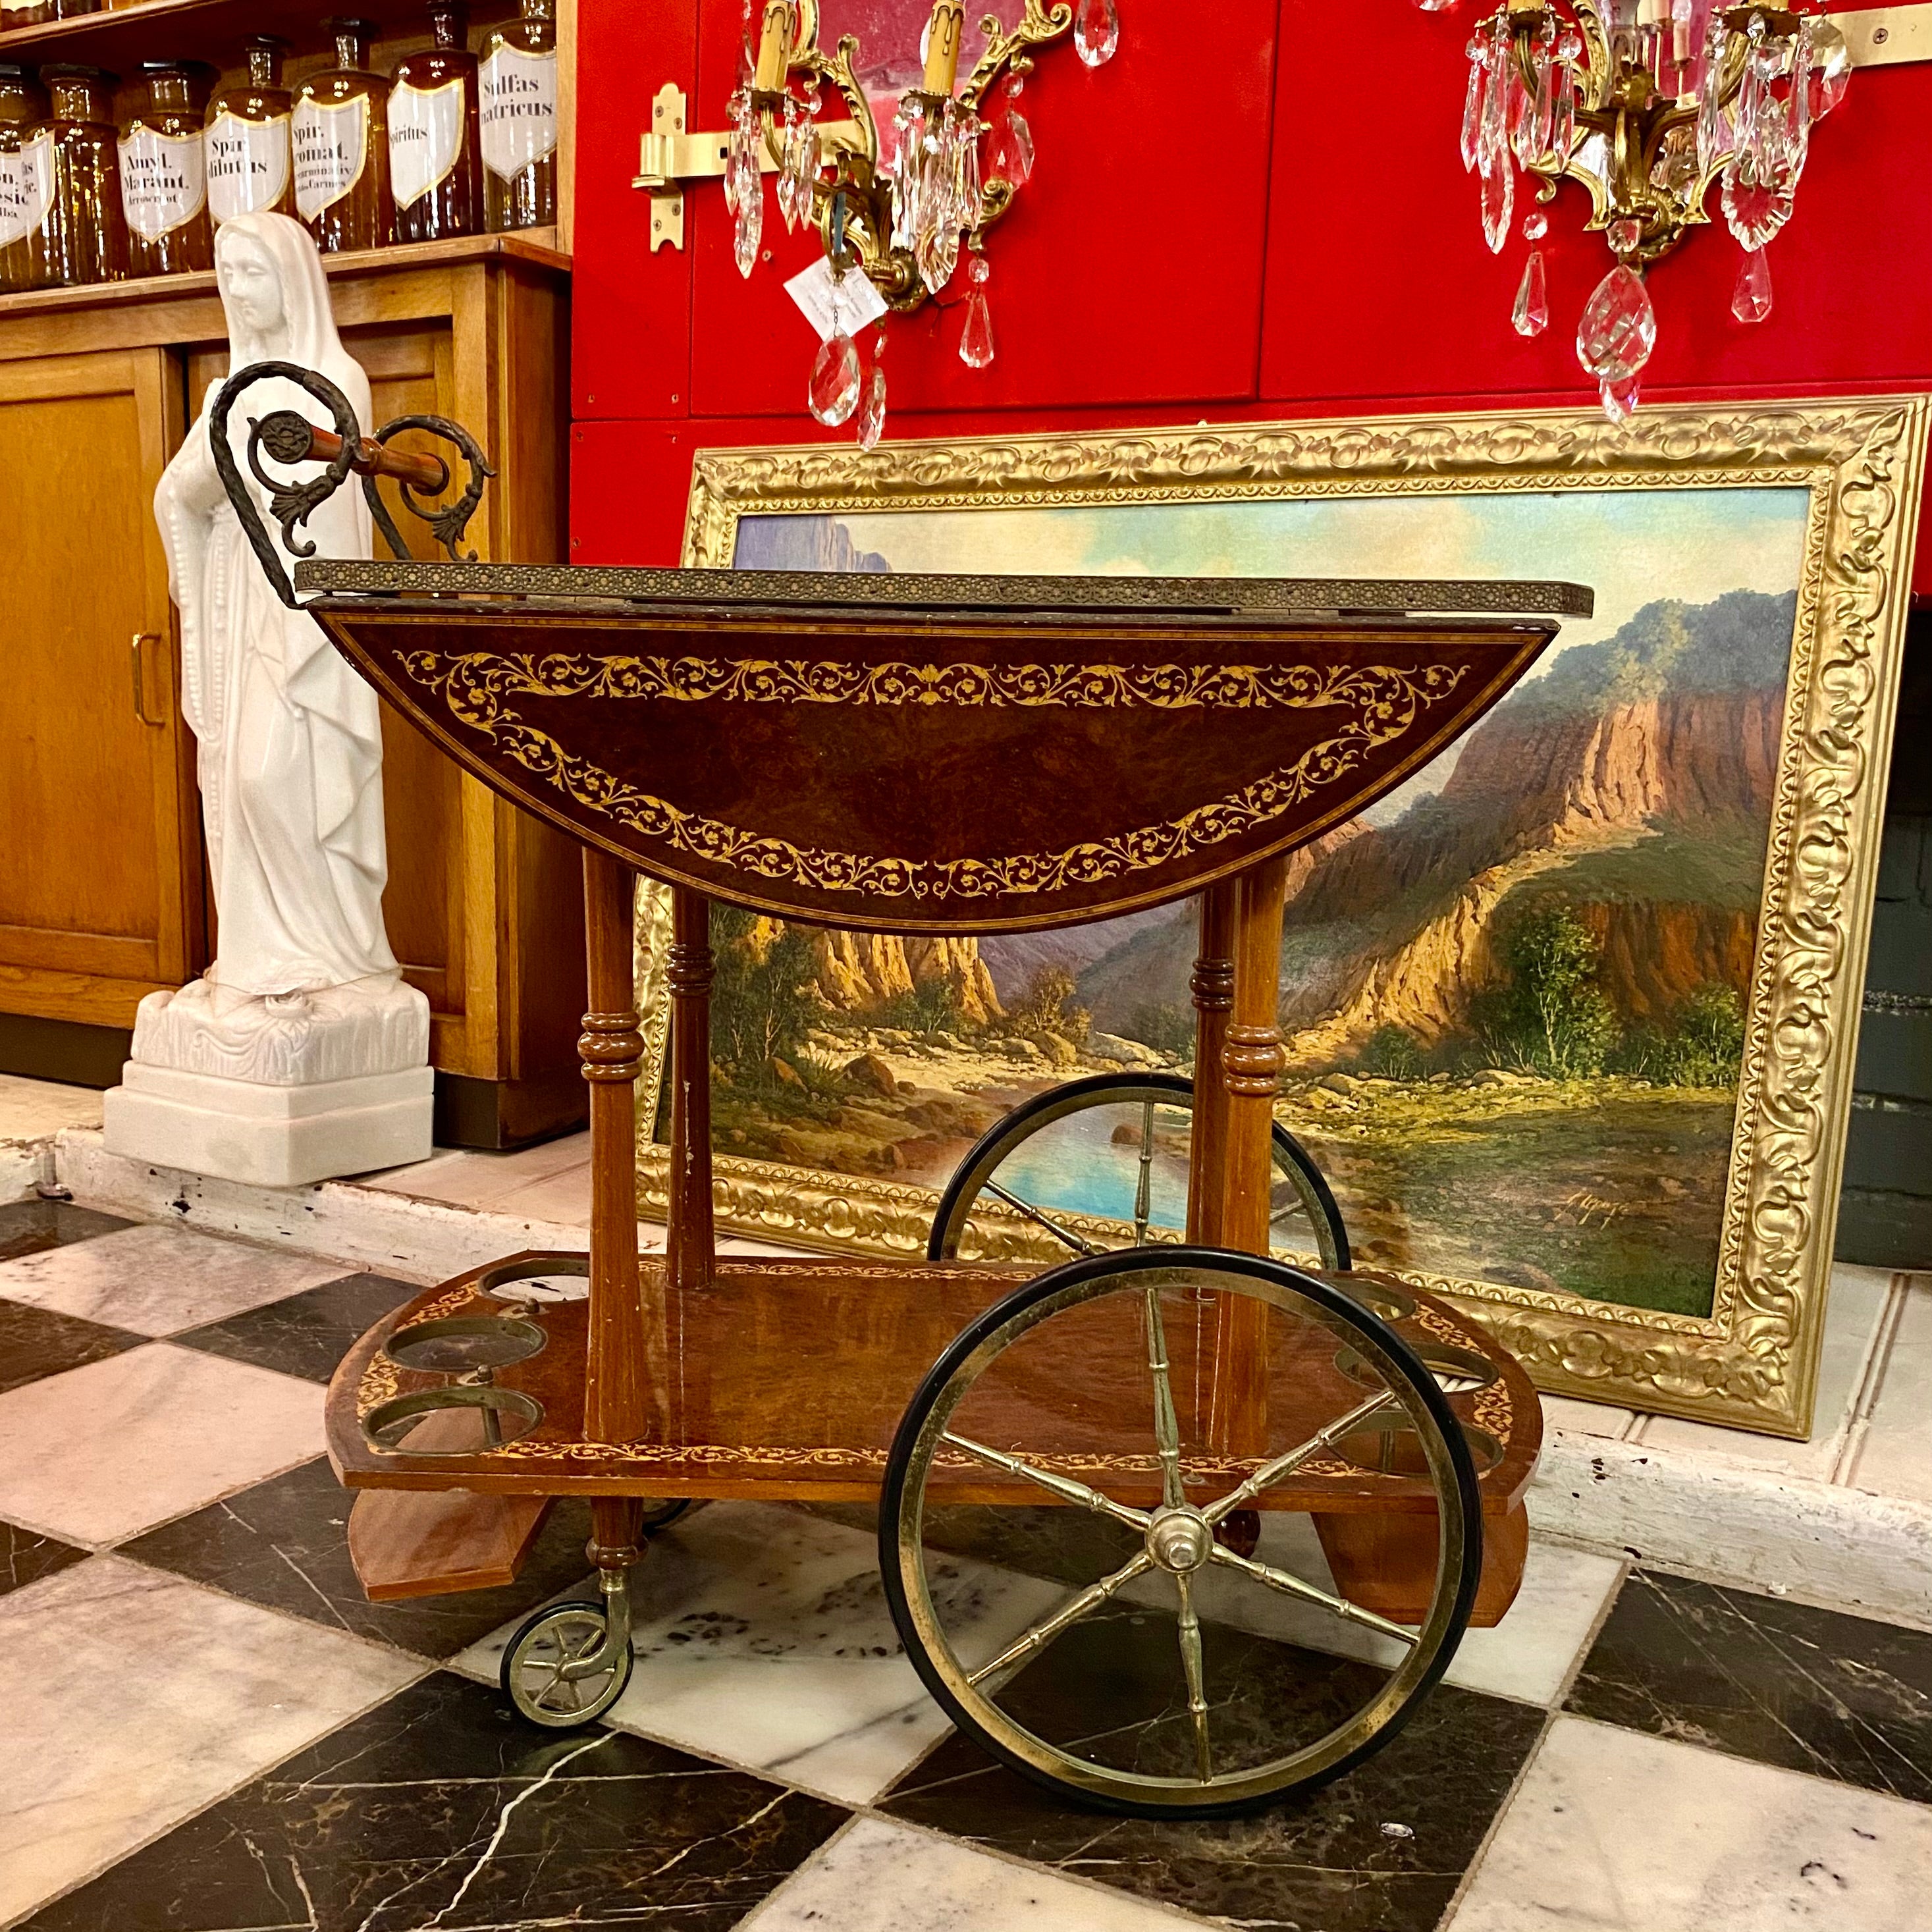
[784,254,888,342]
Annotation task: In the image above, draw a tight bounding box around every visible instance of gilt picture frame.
[637,398,1928,1437]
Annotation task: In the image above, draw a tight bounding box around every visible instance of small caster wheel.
[636,1498,694,1533]
[500,1600,633,1727]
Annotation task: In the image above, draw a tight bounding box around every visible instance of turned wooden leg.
[1208,855,1291,1459]
[1186,882,1237,1247]
[666,887,715,1294]
[581,851,648,1447]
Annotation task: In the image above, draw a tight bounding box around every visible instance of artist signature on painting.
[1564,1189,1628,1229]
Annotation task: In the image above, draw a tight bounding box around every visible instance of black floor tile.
[0,1297,143,1396]
[883,1607,1547,1932]
[121,1456,610,1659]
[0,1198,132,1265]
[0,1518,89,1597]
[1565,1567,1932,1803]
[16,1671,848,1932]
[172,1270,419,1383]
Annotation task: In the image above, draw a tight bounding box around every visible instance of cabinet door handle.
[130,633,166,728]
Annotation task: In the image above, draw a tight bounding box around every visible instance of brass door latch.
[631,82,862,253]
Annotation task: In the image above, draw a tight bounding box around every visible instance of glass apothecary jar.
[30,64,124,288]
[121,61,215,277]
[207,36,294,225]
[480,0,557,232]
[294,16,391,253]
[0,63,47,294]
[390,1,481,242]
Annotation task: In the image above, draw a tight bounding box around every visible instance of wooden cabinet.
[0,235,586,1146]
[0,348,200,1038]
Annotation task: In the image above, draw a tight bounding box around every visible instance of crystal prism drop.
[1576,265,1657,383]
[734,175,763,279]
[1600,373,1641,421]
[809,332,862,427]
[856,363,886,450]
[1512,248,1549,338]
[1732,246,1773,323]
[1721,168,1794,251]
[1074,0,1119,68]
[1461,49,1485,173]
[984,104,1034,188]
[1478,139,1513,254]
[959,286,994,369]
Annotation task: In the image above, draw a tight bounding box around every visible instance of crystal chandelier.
[724,0,1119,446]
[1436,0,1850,417]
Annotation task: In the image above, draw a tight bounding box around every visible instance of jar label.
[207,112,292,223]
[479,45,557,180]
[119,128,207,240]
[292,94,369,221]
[0,131,53,251]
[389,76,466,209]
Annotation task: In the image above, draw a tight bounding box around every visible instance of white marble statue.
[103,212,433,1187]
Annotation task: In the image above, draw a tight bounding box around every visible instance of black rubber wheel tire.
[925,1069,1351,1271]
[499,1599,634,1729]
[878,1245,1481,1819]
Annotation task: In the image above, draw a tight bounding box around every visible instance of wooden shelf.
[0,227,568,321]
[0,0,487,72]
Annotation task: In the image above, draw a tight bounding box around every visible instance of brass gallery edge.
[663,400,1929,1438]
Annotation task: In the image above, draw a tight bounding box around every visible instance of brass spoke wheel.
[926,1072,1356,1278]
[880,1250,1481,1818]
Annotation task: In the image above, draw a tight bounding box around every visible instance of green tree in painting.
[1358,1024,1427,1080]
[1474,900,1621,1078]
[708,908,824,1087]
[1623,982,1747,1088]
[880,973,966,1040]
[1012,965,1092,1047]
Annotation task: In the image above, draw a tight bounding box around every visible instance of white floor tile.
[0,1555,421,1923]
[489,1166,594,1226]
[1847,1276,1932,1506]
[0,1343,323,1545]
[1447,1716,1932,1931]
[454,1500,1060,1807]
[0,1221,346,1337]
[1542,1394,1638,1440]
[741,1816,1202,1932]
[1635,1264,1895,1479]
[1125,1517,1621,1707]
[360,1134,592,1210]
[0,1073,104,1139]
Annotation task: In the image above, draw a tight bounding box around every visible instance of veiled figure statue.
[105,211,431,1185]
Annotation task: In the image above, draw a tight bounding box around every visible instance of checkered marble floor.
[1,1197,1928,1932]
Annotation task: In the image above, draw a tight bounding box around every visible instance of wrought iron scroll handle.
[358,413,495,570]
[207,360,495,608]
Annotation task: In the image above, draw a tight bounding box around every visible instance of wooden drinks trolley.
[215,369,1591,1818]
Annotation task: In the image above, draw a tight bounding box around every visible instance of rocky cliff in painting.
[1079,588,1795,1063]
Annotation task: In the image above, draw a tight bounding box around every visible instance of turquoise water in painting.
[979,1102,1193,1233]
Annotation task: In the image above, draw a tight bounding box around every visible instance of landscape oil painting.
[659,402,1925,1432]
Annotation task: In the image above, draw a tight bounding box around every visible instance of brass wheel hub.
[1147,1505,1213,1574]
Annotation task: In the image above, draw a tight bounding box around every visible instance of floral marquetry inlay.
[396,649,1469,904]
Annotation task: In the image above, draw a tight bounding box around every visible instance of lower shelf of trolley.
[324,1250,1539,1516]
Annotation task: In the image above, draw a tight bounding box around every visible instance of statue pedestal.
[102,973,435,1188]
[103,1063,434,1189]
